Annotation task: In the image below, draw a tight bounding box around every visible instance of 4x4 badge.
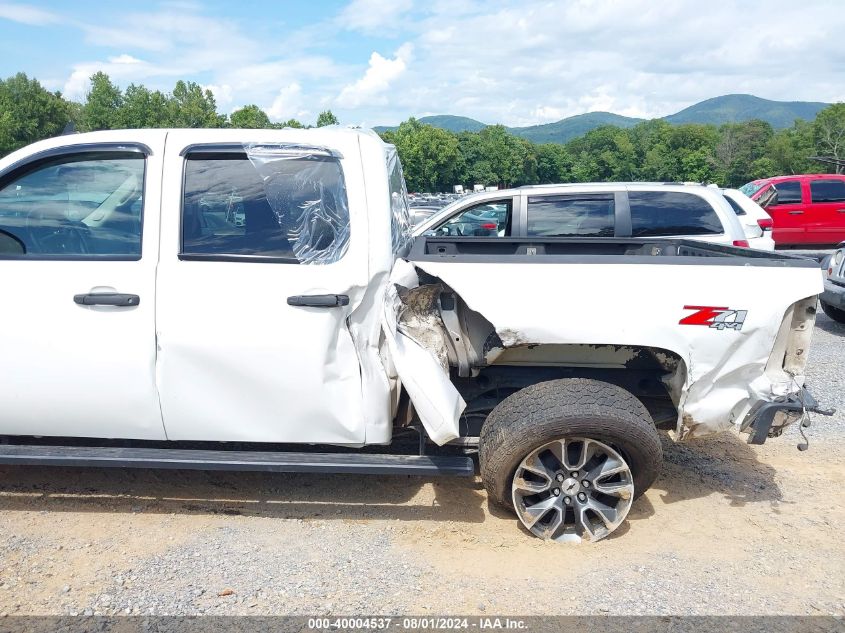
[680,306,748,331]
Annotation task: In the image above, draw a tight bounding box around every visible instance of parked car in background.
[820,242,845,323]
[720,188,775,251]
[415,183,750,248]
[740,174,845,247]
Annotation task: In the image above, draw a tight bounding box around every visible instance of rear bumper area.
[741,388,835,444]
[821,278,845,309]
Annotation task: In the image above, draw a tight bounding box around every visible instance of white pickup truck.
[0,128,831,542]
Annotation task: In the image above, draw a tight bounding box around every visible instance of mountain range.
[374,94,829,145]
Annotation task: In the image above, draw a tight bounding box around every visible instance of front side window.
[810,179,845,203]
[772,181,802,204]
[182,151,349,264]
[527,195,614,237]
[0,152,145,259]
[629,191,722,237]
[430,200,512,237]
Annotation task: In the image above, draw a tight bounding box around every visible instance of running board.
[0,445,475,477]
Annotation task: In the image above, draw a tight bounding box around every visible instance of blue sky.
[1,0,843,127]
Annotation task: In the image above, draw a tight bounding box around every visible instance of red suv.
[740,174,845,246]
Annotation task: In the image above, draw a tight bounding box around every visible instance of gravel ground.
[0,313,843,617]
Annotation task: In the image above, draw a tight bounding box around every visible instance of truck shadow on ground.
[0,431,782,531]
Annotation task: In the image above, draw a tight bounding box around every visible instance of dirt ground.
[0,318,843,617]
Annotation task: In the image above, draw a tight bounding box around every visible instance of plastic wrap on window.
[244,143,350,265]
[386,146,414,257]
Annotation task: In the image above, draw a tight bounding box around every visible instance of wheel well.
[451,345,686,437]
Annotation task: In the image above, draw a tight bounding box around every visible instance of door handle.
[788,210,804,215]
[74,293,140,307]
[287,294,349,307]
[837,209,845,213]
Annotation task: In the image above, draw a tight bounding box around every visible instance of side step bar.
[0,445,475,477]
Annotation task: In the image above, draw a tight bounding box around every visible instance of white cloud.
[265,83,309,122]
[32,0,845,126]
[336,43,412,108]
[338,0,413,33]
[204,84,233,109]
[0,2,60,25]
[62,55,170,101]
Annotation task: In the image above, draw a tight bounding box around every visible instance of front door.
[155,132,371,444]
[807,178,845,245]
[0,133,167,439]
[765,179,805,245]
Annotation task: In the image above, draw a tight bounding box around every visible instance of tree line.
[2,71,844,191]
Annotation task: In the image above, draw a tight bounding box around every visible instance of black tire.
[820,301,845,324]
[479,378,663,510]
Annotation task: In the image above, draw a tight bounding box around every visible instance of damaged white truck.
[0,128,832,542]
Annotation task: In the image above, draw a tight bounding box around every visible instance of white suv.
[415,182,750,247]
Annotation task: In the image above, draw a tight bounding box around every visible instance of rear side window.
[181,151,349,264]
[723,195,745,216]
[526,195,615,237]
[0,151,145,259]
[810,179,845,203]
[772,181,802,204]
[629,191,722,237]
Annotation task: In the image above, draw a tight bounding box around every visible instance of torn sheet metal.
[382,259,463,445]
[408,258,821,440]
[245,143,350,265]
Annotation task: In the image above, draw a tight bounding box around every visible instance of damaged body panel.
[401,236,823,443]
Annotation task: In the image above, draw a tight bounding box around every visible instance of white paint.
[412,259,822,437]
[0,129,168,439]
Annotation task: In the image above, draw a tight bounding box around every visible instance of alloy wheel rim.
[511,437,634,543]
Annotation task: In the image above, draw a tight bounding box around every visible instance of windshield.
[739,181,764,197]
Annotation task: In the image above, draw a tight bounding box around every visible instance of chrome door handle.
[788,210,804,215]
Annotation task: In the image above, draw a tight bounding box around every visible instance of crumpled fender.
[381,259,463,444]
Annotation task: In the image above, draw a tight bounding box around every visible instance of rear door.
[807,178,845,245]
[155,132,371,443]
[521,192,619,238]
[0,133,167,439]
[764,179,805,245]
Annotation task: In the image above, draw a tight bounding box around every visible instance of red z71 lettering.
[680,306,748,331]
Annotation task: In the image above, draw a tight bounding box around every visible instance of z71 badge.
[679,305,748,331]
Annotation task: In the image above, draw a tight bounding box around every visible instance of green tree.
[0,73,70,156]
[765,121,815,175]
[812,103,845,173]
[80,71,123,131]
[535,143,573,183]
[276,118,304,129]
[391,118,460,192]
[316,110,339,127]
[229,104,271,129]
[121,84,171,128]
[168,80,225,128]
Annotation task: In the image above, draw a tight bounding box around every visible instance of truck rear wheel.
[479,378,663,543]
[820,301,845,324]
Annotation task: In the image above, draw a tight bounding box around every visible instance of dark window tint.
[723,195,745,216]
[772,181,802,204]
[182,153,349,264]
[0,153,144,259]
[526,196,614,237]
[629,191,722,237]
[810,179,845,203]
